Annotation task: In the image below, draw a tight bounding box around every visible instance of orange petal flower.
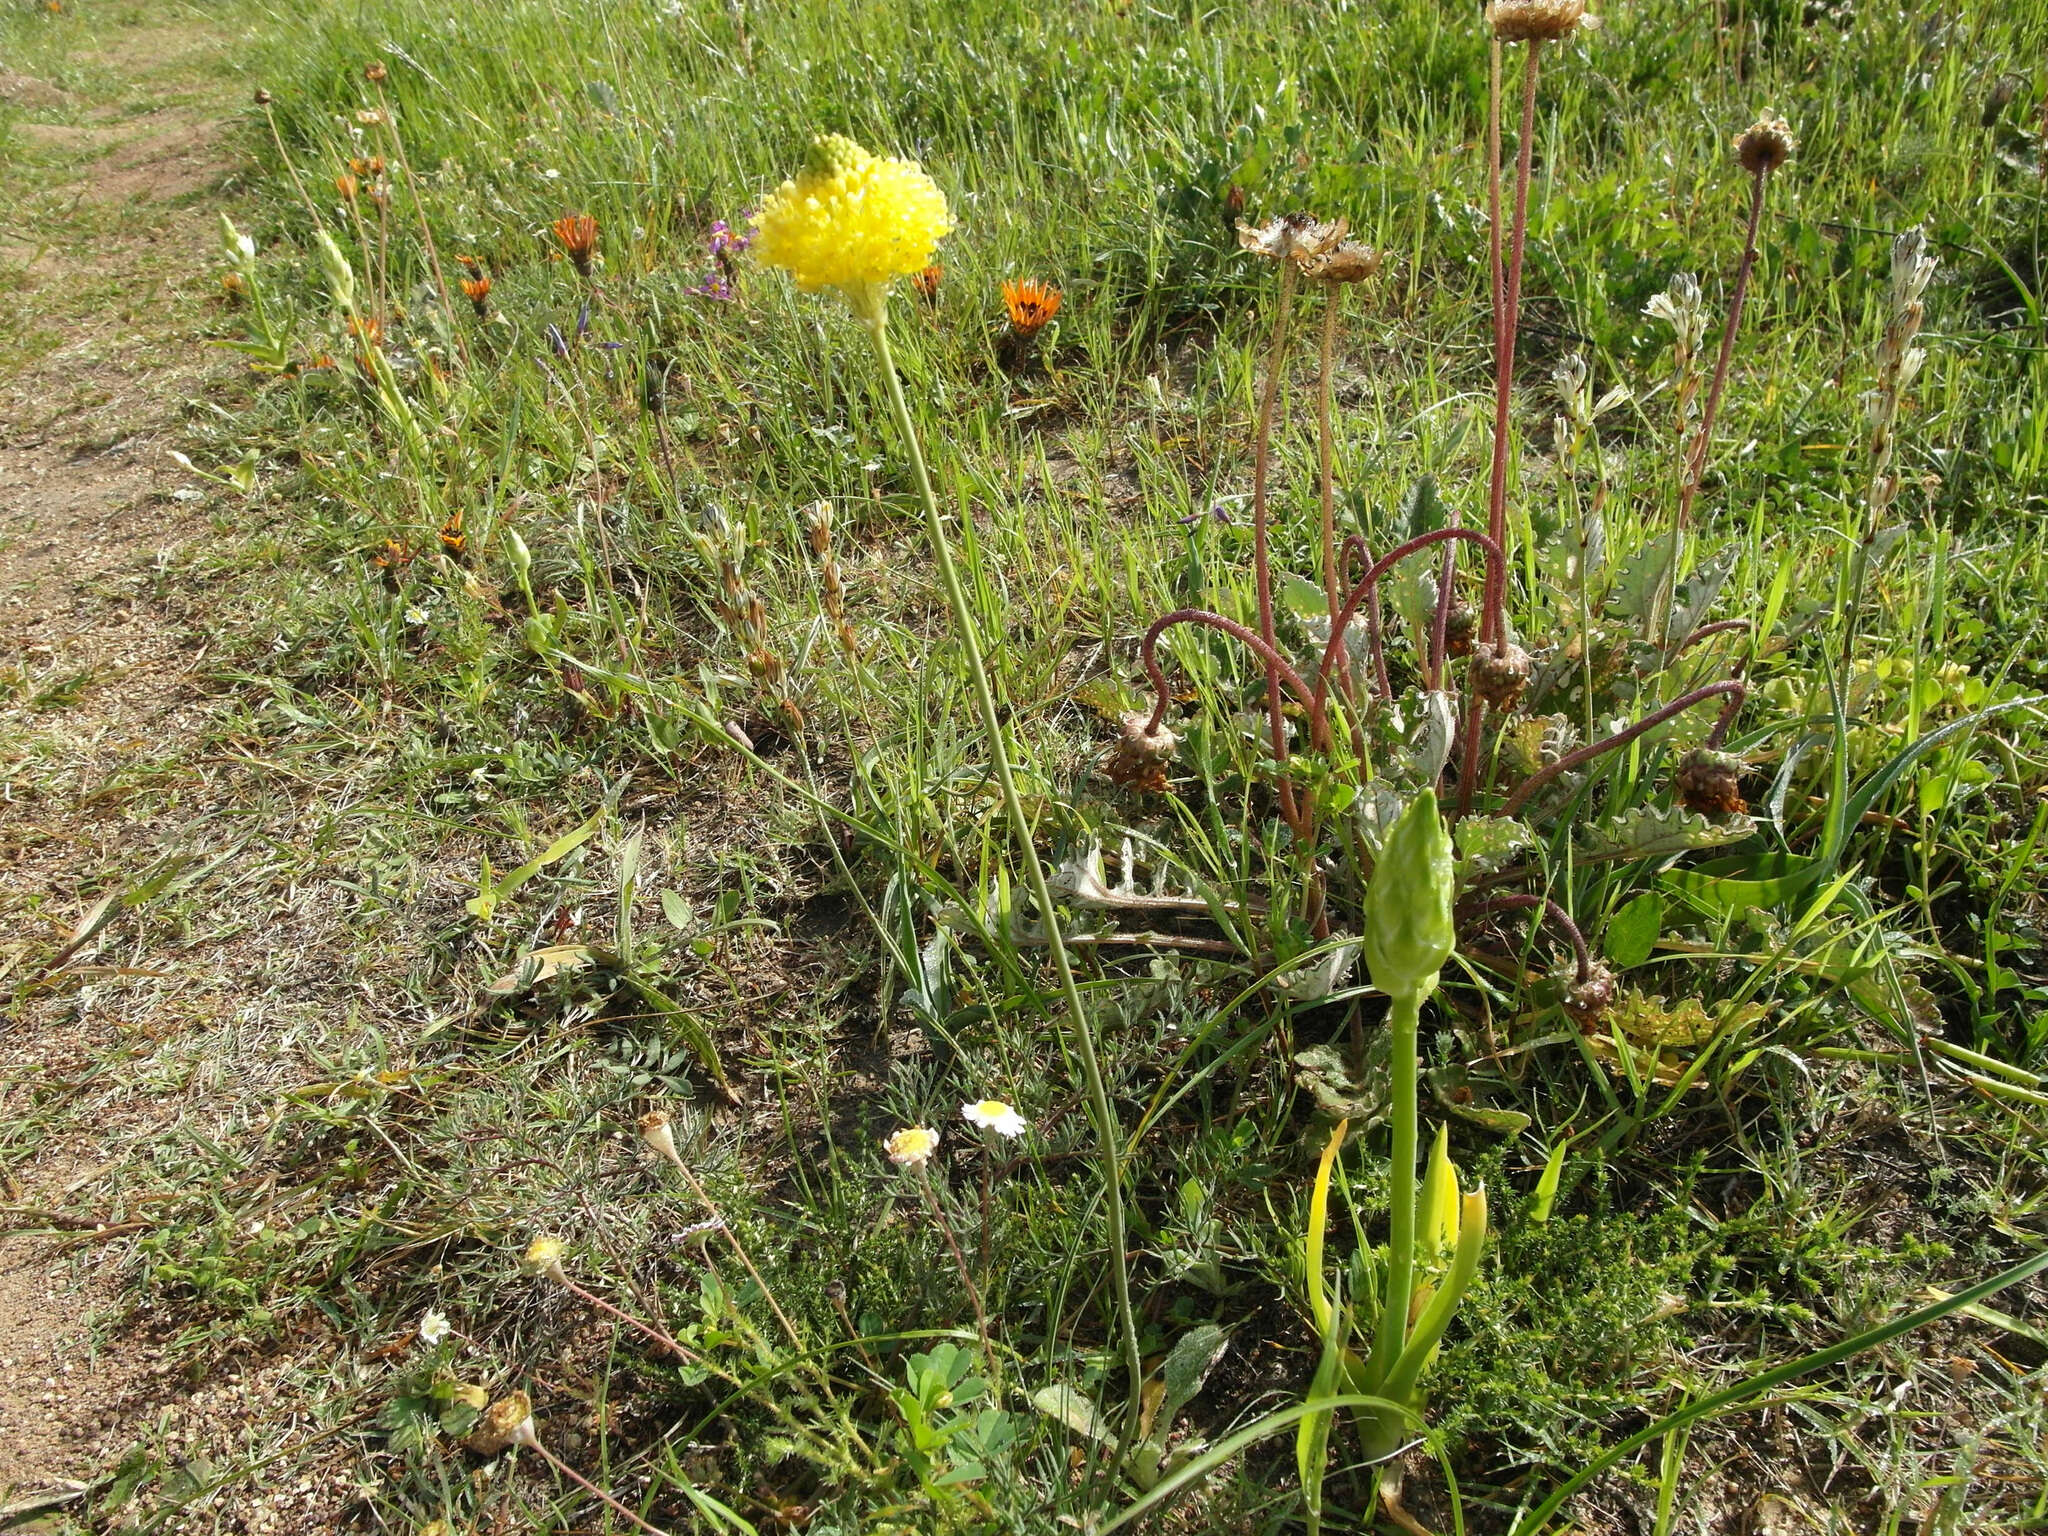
[553,213,599,276]
[1001,278,1061,336]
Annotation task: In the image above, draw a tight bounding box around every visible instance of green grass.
[6,0,2048,1531]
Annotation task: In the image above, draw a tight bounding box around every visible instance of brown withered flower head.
[364,61,388,83]
[464,1391,533,1456]
[372,538,414,574]
[1237,212,1348,267]
[1675,747,1747,818]
[1470,640,1533,712]
[553,213,600,277]
[1301,239,1383,284]
[1734,113,1797,177]
[1104,713,1180,796]
[253,87,273,107]
[1487,0,1596,42]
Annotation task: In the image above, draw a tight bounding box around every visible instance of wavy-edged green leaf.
[1579,803,1755,862]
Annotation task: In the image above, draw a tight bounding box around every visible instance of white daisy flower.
[961,1100,1029,1139]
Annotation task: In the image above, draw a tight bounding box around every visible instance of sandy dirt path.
[0,10,239,1514]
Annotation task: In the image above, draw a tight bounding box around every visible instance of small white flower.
[962,1099,1029,1139]
[419,1309,452,1346]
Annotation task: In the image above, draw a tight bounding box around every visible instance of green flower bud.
[218,213,255,269]
[314,229,358,313]
[1363,789,1456,1000]
[501,527,532,584]
[803,132,872,179]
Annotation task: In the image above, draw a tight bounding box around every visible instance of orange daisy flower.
[460,274,491,317]
[913,263,943,302]
[1001,278,1061,337]
[553,213,599,276]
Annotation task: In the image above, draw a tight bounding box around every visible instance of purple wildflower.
[707,219,750,262]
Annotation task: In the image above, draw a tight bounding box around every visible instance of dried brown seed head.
[1302,239,1384,284]
[1487,0,1595,43]
[1237,212,1348,266]
[464,1391,533,1455]
[1734,114,1797,176]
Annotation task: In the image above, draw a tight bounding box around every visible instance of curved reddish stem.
[1673,618,1752,664]
[1314,528,1505,713]
[1458,892,1591,985]
[1501,680,1747,816]
[1141,608,1329,754]
[1341,534,1392,701]
[1671,618,1753,679]
[1455,687,1488,820]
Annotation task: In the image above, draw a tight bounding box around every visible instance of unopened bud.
[1562,960,1618,1025]
[1363,790,1456,1001]
[639,1110,684,1171]
[1470,640,1533,712]
[1675,748,1747,818]
[314,229,357,313]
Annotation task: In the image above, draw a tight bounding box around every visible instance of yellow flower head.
[884,1125,940,1168]
[752,134,953,317]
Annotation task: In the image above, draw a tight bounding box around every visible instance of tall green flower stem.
[1305,790,1487,1468]
[1368,986,1425,1374]
[858,299,1146,1444]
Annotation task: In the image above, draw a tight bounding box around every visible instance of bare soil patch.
[0,25,233,1503]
